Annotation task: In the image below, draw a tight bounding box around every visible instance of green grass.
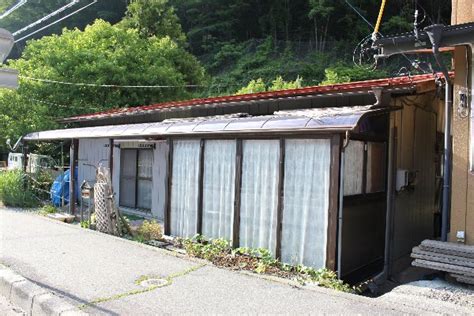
[0,170,39,208]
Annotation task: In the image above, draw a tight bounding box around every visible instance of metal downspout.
[425,24,453,242]
[442,82,453,242]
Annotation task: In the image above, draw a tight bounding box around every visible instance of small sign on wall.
[117,142,156,149]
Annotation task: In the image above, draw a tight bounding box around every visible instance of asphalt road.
[0,208,469,315]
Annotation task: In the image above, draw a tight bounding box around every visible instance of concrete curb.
[0,265,87,315]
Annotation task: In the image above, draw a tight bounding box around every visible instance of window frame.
[119,147,154,212]
[343,133,388,198]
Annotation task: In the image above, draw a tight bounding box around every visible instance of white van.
[7,153,23,170]
[7,153,56,174]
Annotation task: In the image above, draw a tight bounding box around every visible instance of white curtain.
[137,149,153,210]
[239,140,280,254]
[170,140,201,238]
[343,140,364,195]
[281,139,331,268]
[202,140,236,241]
[367,142,386,193]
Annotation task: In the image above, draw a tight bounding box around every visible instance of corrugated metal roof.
[61,73,437,123]
[25,106,393,141]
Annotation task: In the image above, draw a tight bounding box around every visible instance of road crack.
[78,263,206,310]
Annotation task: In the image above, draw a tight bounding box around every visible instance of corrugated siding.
[78,138,110,187]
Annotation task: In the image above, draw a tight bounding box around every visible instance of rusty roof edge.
[59,73,440,124]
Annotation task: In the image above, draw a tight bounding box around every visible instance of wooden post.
[21,143,28,190]
[196,139,205,234]
[164,139,173,236]
[109,139,114,178]
[275,138,285,260]
[326,135,341,271]
[21,143,28,173]
[232,139,243,248]
[69,139,78,215]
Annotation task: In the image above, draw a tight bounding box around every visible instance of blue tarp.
[50,168,78,206]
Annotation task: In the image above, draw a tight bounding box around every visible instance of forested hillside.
[170,0,451,93]
[0,0,451,155]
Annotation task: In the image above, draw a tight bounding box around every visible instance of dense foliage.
[171,0,450,93]
[0,0,451,155]
[0,1,206,154]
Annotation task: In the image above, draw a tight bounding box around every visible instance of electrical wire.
[20,75,205,89]
[344,0,374,30]
[13,0,80,36]
[0,0,27,19]
[14,0,98,43]
[29,97,101,112]
[348,0,432,75]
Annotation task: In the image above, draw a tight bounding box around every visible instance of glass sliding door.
[202,140,237,241]
[281,139,331,268]
[137,149,153,210]
[119,149,137,208]
[239,140,280,254]
[170,140,201,238]
[119,148,153,211]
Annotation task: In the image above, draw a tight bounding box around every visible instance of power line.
[344,0,374,30]
[0,0,27,20]
[29,97,101,111]
[19,75,205,89]
[13,0,80,37]
[14,0,98,43]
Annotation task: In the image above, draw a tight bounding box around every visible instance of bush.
[137,220,163,241]
[0,170,38,208]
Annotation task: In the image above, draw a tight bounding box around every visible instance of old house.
[22,73,448,283]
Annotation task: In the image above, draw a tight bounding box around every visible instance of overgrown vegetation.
[38,204,58,215]
[0,170,38,208]
[180,235,356,293]
[136,220,163,241]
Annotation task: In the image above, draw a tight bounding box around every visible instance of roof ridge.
[62,73,449,123]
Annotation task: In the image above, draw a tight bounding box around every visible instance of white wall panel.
[78,138,110,189]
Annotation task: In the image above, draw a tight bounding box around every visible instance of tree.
[119,0,186,43]
[0,19,206,153]
[235,76,302,95]
[308,0,334,52]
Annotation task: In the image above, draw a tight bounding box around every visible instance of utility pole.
[0,28,18,89]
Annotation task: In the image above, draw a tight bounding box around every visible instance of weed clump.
[39,204,58,215]
[180,235,356,293]
[137,220,163,241]
[0,170,38,208]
